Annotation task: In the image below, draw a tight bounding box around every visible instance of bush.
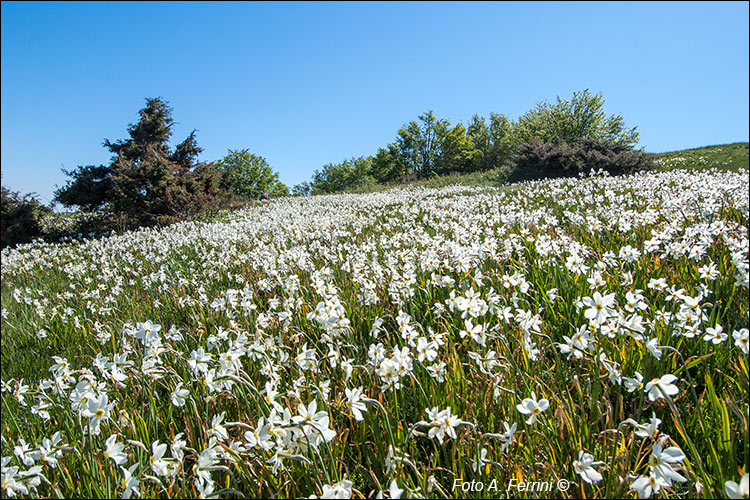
[1,186,51,249]
[506,138,653,183]
[39,210,118,243]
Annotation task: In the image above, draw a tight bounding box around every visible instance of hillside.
[1,165,748,499]
[651,142,749,173]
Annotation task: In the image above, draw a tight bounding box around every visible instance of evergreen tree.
[54,97,225,227]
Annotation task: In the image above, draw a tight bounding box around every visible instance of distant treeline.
[1,89,651,249]
[292,88,649,195]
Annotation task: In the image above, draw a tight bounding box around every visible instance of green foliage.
[54,98,230,229]
[0,186,50,249]
[370,111,479,183]
[467,113,516,172]
[396,110,451,178]
[298,90,643,194]
[39,210,116,243]
[217,149,289,199]
[436,122,477,175]
[515,89,639,147]
[291,181,313,197]
[370,144,408,183]
[53,165,112,212]
[507,138,653,182]
[311,156,374,194]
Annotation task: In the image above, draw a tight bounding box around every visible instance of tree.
[310,156,374,194]
[105,98,179,223]
[54,164,112,212]
[55,97,226,227]
[468,113,516,171]
[291,181,312,197]
[395,110,451,178]
[370,144,408,183]
[217,149,288,199]
[515,89,639,147]
[436,122,476,175]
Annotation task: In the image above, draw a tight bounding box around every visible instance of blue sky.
[1,1,748,205]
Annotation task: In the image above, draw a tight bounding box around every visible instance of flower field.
[1,167,748,498]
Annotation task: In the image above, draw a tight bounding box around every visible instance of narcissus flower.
[644,374,679,401]
[516,392,549,425]
[573,450,604,483]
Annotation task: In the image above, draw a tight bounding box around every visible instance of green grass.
[651,142,749,173]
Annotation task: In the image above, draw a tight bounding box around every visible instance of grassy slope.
[650,142,749,173]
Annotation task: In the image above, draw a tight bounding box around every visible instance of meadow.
[1,165,748,498]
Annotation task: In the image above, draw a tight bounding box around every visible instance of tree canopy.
[515,89,639,147]
[55,98,233,227]
[217,149,289,199]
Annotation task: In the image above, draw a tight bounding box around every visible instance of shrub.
[506,138,652,183]
[39,210,117,243]
[1,186,51,249]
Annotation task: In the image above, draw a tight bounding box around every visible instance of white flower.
[499,421,517,453]
[388,479,404,499]
[623,372,644,393]
[195,477,216,499]
[13,439,35,466]
[317,479,353,499]
[292,400,337,447]
[104,434,127,465]
[516,392,549,425]
[170,382,190,407]
[119,463,140,499]
[634,413,662,439]
[423,406,464,444]
[573,450,603,483]
[195,438,220,484]
[648,435,687,486]
[415,337,438,362]
[558,325,593,359]
[582,292,616,325]
[630,472,670,499]
[644,337,663,359]
[83,393,115,434]
[244,418,274,451]
[344,387,367,421]
[644,374,679,401]
[725,473,749,499]
[703,324,728,344]
[472,447,489,474]
[733,328,749,355]
[33,433,63,468]
[171,433,187,462]
[2,463,29,497]
[208,412,228,442]
[149,440,170,477]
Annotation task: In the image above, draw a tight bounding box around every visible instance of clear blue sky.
[2,1,748,205]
